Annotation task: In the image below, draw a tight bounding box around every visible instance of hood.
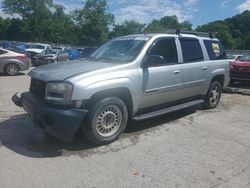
[35,54,56,58]
[231,60,250,67]
[26,49,44,53]
[29,60,117,81]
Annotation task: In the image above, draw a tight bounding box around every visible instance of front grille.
[232,65,250,71]
[30,78,47,99]
[231,71,250,79]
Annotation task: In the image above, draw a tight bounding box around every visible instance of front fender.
[71,78,140,114]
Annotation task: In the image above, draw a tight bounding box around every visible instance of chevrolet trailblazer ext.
[12,30,230,145]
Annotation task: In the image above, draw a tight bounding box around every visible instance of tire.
[203,81,222,109]
[4,63,20,76]
[83,97,128,145]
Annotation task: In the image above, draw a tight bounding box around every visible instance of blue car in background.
[66,49,81,60]
[15,43,31,50]
[0,41,15,49]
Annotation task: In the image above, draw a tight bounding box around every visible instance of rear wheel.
[203,81,222,109]
[83,97,128,145]
[4,63,20,76]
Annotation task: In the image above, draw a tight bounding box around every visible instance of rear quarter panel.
[206,59,230,91]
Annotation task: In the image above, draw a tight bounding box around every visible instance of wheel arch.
[211,75,225,88]
[85,87,134,117]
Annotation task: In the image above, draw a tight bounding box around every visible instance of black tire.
[4,63,20,76]
[203,81,222,109]
[83,97,128,145]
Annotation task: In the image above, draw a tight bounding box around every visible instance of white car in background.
[26,43,52,55]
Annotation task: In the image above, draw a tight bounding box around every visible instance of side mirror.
[142,55,165,68]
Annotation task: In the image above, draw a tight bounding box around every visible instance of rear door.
[179,37,208,98]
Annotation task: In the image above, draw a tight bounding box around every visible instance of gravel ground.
[0,69,250,188]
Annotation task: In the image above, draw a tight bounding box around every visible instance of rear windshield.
[204,40,226,60]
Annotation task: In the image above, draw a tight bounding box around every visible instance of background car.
[77,47,97,58]
[7,47,32,59]
[0,48,31,76]
[33,49,69,66]
[15,43,31,50]
[26,43,52,55]
[230,54,250,81]
[227,54,243,63]
[65,48,81,60]
[0,40,15,49]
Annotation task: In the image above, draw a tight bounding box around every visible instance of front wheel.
[203,81,222,109]
[4,63,20,76]
[83,97,128,145]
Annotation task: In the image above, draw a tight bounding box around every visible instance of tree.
[196,21,234,49]
[225,10,250,49]
[73,0,114,46]
[2,0,53,20]
[144,16,193,33]
[111,20,145,37]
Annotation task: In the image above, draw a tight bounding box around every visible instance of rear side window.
[204,40,226,60]
[180,38,204,63]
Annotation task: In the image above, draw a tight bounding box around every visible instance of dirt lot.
[0,70,250,188]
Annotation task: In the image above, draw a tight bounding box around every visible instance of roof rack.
[166,29,215,38]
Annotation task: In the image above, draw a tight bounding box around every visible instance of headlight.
[45,82,73,104]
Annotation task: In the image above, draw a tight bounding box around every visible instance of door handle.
[202,67,208,70]
[174,70,181,74]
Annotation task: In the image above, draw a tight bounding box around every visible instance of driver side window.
[149,38,178,65]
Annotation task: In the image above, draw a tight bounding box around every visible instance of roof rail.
[166,29,215,38]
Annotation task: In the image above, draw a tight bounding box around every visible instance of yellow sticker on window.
[212,43,220,53]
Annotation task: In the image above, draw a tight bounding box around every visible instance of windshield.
[239,55,250,61]
[89,37,149,63]
[42,50,57,54]
[30,45,45,49]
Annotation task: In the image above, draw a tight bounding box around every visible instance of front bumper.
[230,71,250,81]
[12,92,88,143]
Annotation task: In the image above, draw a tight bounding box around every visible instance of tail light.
[16,55,29,62]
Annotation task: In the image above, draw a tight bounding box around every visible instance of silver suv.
[12,30,230,145]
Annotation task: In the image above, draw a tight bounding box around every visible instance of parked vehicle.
[230,54,250,81]
[15,43,31,50]
[26,43,52,55]
[0,48,31,76]
[53,46,66,51]
[7,47,32,59]
[33,49,69,67]
[0,40,15,49]
[66,48,81,60]
[77,47,98,58]
[227,54,242,63]
[12,31,229,145]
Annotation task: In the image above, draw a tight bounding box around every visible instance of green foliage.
[73,0,114,46]
[144,16,192,32]
[196,21,235,49]
[111,20,146,37]
[197,10,250,50]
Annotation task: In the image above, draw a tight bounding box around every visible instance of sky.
[1,0,250,28]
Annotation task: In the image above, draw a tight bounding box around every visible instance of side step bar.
[133,100,204,121]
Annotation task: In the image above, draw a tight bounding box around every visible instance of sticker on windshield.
[212,43,220,53]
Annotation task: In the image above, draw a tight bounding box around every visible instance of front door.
[139,37,183,109]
